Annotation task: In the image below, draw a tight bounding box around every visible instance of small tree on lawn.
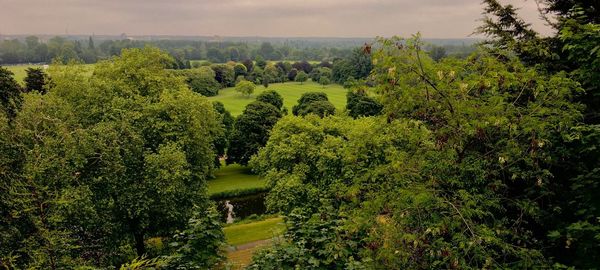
[319,76,330,88]
[235,80,255,97]
[295,71,308,84]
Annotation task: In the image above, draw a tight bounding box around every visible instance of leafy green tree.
[242,59,254,73]
[292,61,312,74]
[0,48,223,268]
[294,71,308,84]
[167,204,225,269]
[212,101,234,168]
[235,80,256,97]
[256,90,283,110]
[263,64,279,83]
[255,55,267,69]
[346,90,382,118]
[234,63,248,78]
[227,101,283,165]
[318,76,330,88]
[251,36,589,268]
[287,68,298,82]
[309,67,331,82]
[332,47,372,84]
[0,67,22,121]
[210,64,235,87]
[292,92,335,117]
[174,66,220,96]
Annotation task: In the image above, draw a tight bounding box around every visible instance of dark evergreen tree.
[23,68,47,94]
[0,67,23,121]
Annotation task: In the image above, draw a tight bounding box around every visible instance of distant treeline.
[0,35,477,65]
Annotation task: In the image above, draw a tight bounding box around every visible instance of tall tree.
[0,67,22,121]
[227,101,283,165]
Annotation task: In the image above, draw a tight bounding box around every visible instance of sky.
[0,0,553,38]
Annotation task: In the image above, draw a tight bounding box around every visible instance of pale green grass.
[208,81,347,116]
[4,64,95,85]
[4,65,37,85]
[207,164,266,195]
[224,217,285,246]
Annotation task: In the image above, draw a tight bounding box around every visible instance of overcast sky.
[0,0,553,38]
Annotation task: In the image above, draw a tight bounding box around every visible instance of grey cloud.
[0,0,553,37]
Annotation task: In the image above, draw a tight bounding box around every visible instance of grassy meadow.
[208,81,347,116]
[207,164,266,196]
[4,64,95,85]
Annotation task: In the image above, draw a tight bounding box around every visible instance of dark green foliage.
[213,101,234,168]
[174,67,221,96]
[292,61,313,74]
[346,90,382,118]
[209,187,270,200]
[227,101,283,166]
[427,44,447,61]
[292,92,335,117]
[166,204,225,269]
[248,208,356,270]
[332,47,372,84]
[242,59,254,72]
[296,100,335,118]
[287,68,298,81]
[478,0,600,123]
[23,67,47,94]
[0,67,22,121]
[210,64,235,88]
[309,67,331,82]
[256,90,284,110]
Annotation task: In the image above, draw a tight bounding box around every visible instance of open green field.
[208,81,347,116]
[4,64,95,85]
[207,164,266,196]
[4,65,39,84]
[224,217,285,246]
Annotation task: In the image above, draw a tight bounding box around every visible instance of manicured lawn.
[224,217,285,246]
[207,164,266,195]
[208,81,347,116]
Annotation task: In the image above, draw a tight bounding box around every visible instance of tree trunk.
[134,231,146,256]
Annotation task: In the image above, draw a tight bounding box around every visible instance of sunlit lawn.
[224,217,285,246]
[207,164,266,195]
[208,81,347,116]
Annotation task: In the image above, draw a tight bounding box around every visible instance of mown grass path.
[224,217,285,269]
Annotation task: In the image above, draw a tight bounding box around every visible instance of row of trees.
[173,59,350,97]
[0,36,357,65]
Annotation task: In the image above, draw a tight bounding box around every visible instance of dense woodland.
[1,0,599,269]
